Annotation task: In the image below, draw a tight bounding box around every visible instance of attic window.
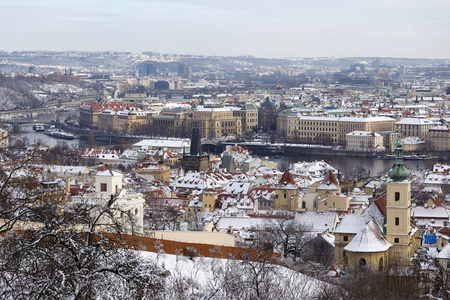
[343,236,348,241]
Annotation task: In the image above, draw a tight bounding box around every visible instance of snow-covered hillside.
[140,251,333,299]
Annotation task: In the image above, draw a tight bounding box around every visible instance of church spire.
[387,128,410,181]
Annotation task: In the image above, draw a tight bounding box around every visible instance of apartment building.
[346,131,384,152]
[79,102,139,130]
[98,110,152,133]
[282,114,395,145]
[427,125,450,151]
[395,117,438,139]
[232,103,258,132]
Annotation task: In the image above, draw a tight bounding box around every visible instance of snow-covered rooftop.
[344,220,392,253]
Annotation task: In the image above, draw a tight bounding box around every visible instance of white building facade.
[346,131,384,152]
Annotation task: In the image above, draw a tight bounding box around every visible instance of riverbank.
[225,141,450,159]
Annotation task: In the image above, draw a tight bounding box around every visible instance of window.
[359,258,366,269]
[395,192,400,201]
[100,183,107,192]
[379,257,383,271]
[343,251,346,257]
[344,236,348,242]
[447,261,450,269]
[395,217,400,226]
[284,193,287,199]
[394,238,399,243]
[302,202,306,209]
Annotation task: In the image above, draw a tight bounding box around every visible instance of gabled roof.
[438,226,450,236]
[412,206,449,219]
[362,201,385,228]
[294,211,338,233]
[428,196,444,207]
[438,243,450,259]
[344,220,392,253]
[374,193,387,216]
[321,170,339,186]
[317,170,340,191]
[335,215,373,234]
[279,170,296,186]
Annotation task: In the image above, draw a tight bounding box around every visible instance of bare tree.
[0,195,166,299]
[254,215,312,262]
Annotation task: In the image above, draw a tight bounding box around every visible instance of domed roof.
[388,136,410,182]
[388,164,410,182]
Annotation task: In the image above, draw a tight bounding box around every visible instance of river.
[13,109,89,149]
[16,110,438,173]
[261,154,436,176]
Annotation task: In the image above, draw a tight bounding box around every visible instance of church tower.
[385,134,417,263]
[274,170,298,212]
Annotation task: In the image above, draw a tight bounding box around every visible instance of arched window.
[302,202,306,209]
[395,217,400,226]
[379,257,383,271]
[284,193,287,199]
[360,258,366,269]
[395,192,400,201]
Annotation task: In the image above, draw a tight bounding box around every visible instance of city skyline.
[0,0,449,59]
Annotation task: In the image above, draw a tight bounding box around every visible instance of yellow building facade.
[201,190,218,212]
[427,125,450,151]
[273,170,299,212]
[336,137,420,272]
[281,115,395,145]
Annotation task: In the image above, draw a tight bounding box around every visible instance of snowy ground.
[139,251,333,299]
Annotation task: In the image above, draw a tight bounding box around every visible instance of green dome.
[388,164,410,182]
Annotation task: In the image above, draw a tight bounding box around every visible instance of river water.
[261,153,436,176]
[13,110,87,149]
[15,110,438,173]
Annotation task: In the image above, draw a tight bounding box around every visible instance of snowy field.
[140,251,332,299]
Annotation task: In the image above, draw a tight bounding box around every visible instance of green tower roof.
[387,133,410,182]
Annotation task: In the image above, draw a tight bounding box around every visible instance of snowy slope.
[139,251,333,299]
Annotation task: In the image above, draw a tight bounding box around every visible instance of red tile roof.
[321,170,339,186]
[279,170,296,186]
[374,193,387,217]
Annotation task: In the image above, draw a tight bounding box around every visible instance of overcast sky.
[0,0,448,58]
